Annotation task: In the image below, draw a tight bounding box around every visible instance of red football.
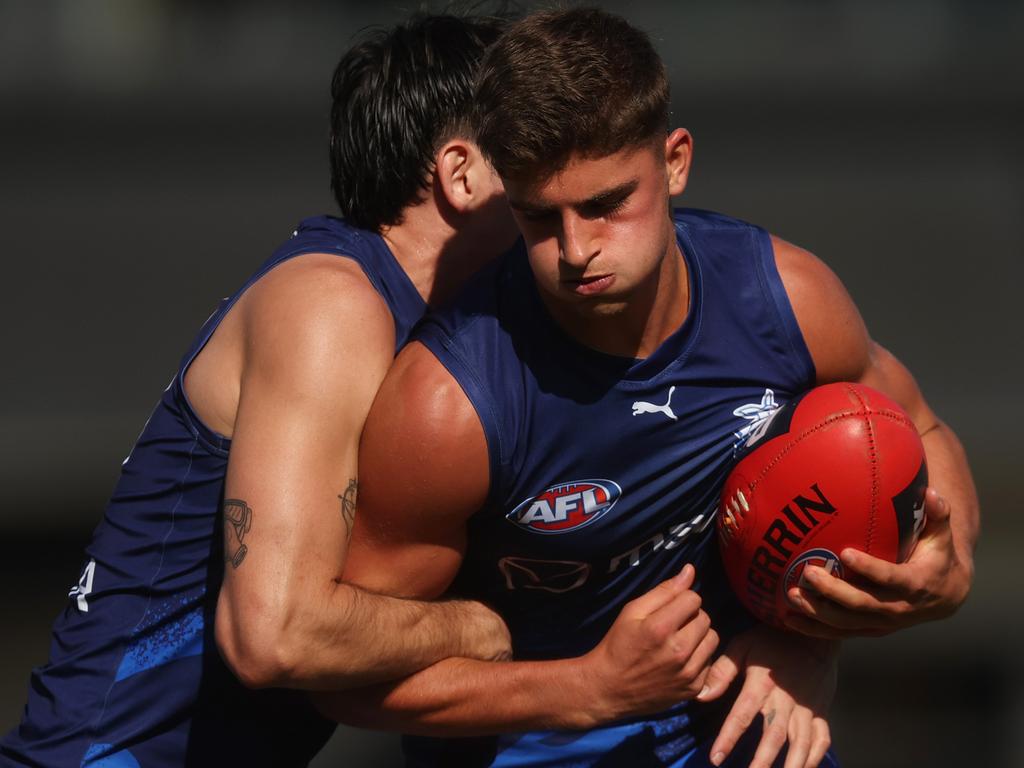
[717,382,928,628]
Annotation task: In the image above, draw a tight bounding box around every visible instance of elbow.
[214,598,301,689]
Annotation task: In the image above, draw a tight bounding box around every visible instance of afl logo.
[507,479,622,535]
[783,548,844,606]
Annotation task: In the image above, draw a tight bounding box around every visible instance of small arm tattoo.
[339,479,358,540]
[224,498,253,569]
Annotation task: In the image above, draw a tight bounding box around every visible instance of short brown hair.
[474,8,669,183]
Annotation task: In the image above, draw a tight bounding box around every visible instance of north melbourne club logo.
[733,389,781,445]
[912,497,926,538]
[507,479,622,534]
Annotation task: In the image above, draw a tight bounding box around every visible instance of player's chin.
[564,291,629,315]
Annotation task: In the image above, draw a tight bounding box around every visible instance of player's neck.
[382,199,506,308]
[542,241,690,360]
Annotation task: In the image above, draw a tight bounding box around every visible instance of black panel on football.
[891,459,929,562]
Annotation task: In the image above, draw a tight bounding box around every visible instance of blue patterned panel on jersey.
[0,216,426,768]
[408,209,817,767]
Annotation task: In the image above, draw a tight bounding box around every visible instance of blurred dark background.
[1,1,1020,766]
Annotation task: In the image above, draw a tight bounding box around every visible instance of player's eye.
[582,195,629,220]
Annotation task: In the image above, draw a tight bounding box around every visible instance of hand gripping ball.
[717,382,928,627]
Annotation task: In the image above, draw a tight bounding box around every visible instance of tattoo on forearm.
[765,708,776,726]
[339,479,358,540]
[223,498,253,569]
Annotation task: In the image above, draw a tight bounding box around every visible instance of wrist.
[451,599,512,662]
[947,554,974,613]
[575,647,621,728]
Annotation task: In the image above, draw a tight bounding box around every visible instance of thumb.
[917,488,952,545]
[924,488,951,526]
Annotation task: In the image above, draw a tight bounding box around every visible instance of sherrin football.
[717,382,928,628]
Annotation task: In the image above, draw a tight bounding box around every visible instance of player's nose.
[558,213,599,269]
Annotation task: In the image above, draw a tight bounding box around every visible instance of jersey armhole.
[753,228,817,388]
[175,244,384,455]
[415,325,509,511]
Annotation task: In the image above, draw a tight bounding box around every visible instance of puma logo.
[632,386,677,421]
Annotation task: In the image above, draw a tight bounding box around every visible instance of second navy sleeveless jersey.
[0,217,426,768]
[408,209,820,766]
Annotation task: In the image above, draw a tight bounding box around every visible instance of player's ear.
[664,128,693,197]
[435,139,503,214]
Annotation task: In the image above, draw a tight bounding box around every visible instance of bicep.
[219,259,395,618]
[342,341,490,600]
[774,236,937,433]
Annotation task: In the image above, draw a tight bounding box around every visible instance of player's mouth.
[565,274,615,296]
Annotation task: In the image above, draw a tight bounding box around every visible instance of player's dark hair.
[474,7,669,184]
[329,14,506,232]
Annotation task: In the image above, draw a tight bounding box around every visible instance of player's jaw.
[506,138,688,351]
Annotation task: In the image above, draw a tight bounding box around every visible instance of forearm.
[303,585,505,689]
[313,566,719,735]
[922,420,980,569]
[311,654,604,735]
[218,581,503,690]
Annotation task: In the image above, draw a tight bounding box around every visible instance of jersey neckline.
[521,215,703,387]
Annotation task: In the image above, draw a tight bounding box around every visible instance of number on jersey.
[68,559,96,612]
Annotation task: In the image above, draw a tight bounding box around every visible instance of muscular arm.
[773,236,979,635]
[312,341,718,734]
[211,256,506,690]
[696,239,979,766]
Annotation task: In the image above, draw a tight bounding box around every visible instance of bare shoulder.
[187,252,395,437]
[344,340,489,596]
[770,235,871,384]
[241,253,394,359]
[362,341,489,501]
[356,341,490,537]
[232,253,395,395]
[772,237,938,426]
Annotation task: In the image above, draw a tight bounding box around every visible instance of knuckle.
[765,722,788,744]
[654,580,679,598]
[680,654,710,681]
[645,617,672,643]
[695,610,712,634]
[680,591,703,615]
[878,567,902,588]
[619,604,640,622]
[730,706,757,730]
[685,668,710,695]
[671,643,691,667]
[886,600,914,617]
[904,572,927,593]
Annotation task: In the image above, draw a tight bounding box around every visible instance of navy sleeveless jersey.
[1,216,425,768]
[407,209,818,766]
